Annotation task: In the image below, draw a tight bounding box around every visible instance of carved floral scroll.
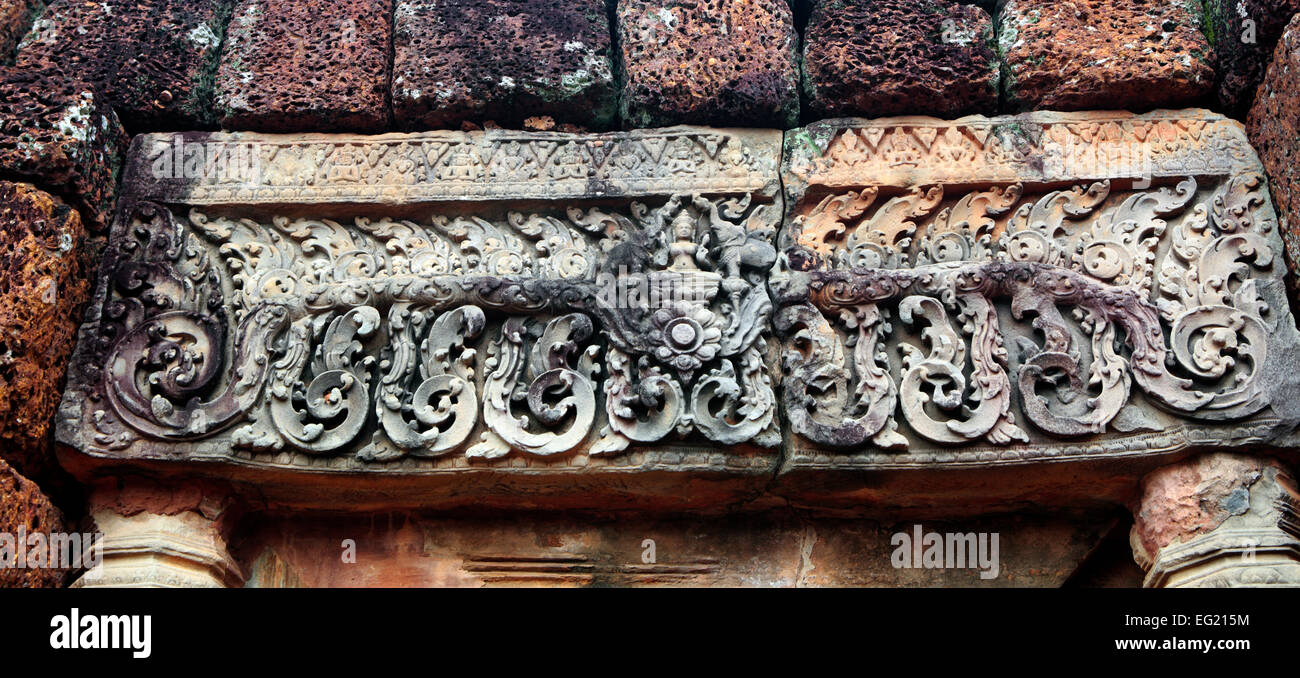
[58,128,784,473]
[776,111,1300,466]
[55,113,1300,486]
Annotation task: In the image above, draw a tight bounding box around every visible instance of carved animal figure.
[693,194,777,279]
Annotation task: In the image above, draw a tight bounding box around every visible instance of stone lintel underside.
[56,113,1300,513]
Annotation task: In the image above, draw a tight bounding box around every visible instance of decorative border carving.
[784,110,1259,194]
[127,127,781,205]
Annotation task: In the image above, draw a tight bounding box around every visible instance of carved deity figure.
[326,145,365,183]
[668,208,703,271]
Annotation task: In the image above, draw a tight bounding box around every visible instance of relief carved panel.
[775,111,1300,474]
[54,113,1300,511]
[56,128,784,500]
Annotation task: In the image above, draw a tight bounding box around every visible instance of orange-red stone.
[0,456,67,587]
[0,182,91,479]
[215,0,392,132]
[999,0,1215,112]
[1248,14,1300,291]
[616,0,800,128]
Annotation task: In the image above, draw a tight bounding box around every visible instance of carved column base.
[74,478,243,588]
[1130,453,1300,588]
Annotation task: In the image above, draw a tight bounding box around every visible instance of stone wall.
[5,0,1294,133]
[1,0,1299,588]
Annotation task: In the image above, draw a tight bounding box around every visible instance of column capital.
[75,476,243,588]
[1130,452,1300,588]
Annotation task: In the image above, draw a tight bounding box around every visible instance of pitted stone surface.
[0,66,127,231]
[393,0,617,131]
[216,0,392,132]
[1247,14,1300,292]
[13,0,231,130]
[0,456,66,587]
[1205,0,1300,116]
[803,0,999,119]
[615,0,800,129]
[998,0,1215,112]
[0,0,41,62]
[0,182,89,479]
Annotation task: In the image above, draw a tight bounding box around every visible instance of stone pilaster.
[75,478,242,588]
[1130,453,1300,588]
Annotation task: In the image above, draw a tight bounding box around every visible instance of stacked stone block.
[0,66,127,231]
[215,0,392,132]
[803,0,1000,119]
[998,0,1215,112]
[0,181,91,480]
[1248,14,1300,291]
[615,0,800,128]
[392,0,617,131]
[13,0,231,130]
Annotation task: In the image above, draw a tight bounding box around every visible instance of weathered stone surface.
[998,0,1215,112]
[1247,14,1300,293]
[1205,0,1300,116]
[56,127,785,511]
[1131,453,1300,587]
[234,509,1122,587]
[776,110,1300,508]
[392,0,617,131]
[0,0,40,63]
[0,66,127,231]
[803,0,999,119]
[0,182,89,479]
[216,0,392,133]
[77,510,239,587]
[55,115,1300,520]
[13,0,231,130]
[615,0,800,129]
[73,476,240,587]
[0,456,66,587]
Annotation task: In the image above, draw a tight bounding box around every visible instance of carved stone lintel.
[776,110,1300,481]
[56,128,785,509]
[1130,453,1300,588]
[124,127,782,206]
[52,115,1300,513]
